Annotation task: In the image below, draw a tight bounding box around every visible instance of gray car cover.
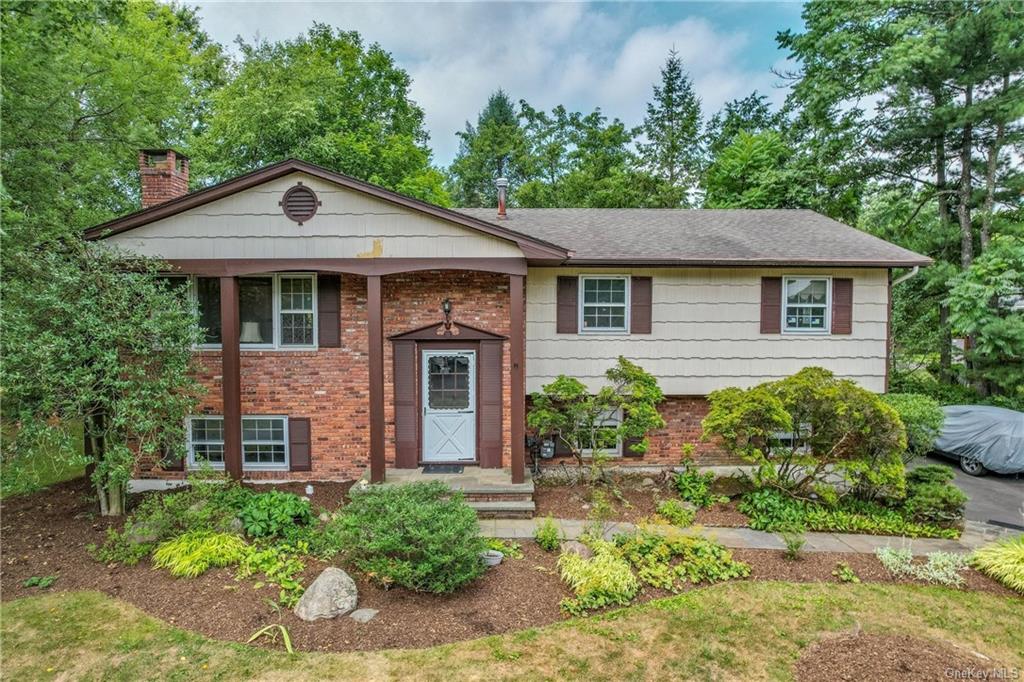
[934,405,1024,474]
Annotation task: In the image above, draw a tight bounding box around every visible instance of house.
[85,149,930,505]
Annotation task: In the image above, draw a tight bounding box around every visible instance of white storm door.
[422,350,477,462]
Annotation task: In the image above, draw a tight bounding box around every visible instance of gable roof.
[456,208,931,267]
[83,159,570,261]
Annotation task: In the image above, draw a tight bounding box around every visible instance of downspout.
[892,266,920,287]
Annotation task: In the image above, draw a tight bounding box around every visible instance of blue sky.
[194,2,806,165]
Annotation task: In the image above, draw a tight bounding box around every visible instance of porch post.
[510,274,526,484]
[220,276,242,480]
[368,274,385,483]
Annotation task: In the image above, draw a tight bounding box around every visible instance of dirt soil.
[533,481,751,527]
[0,479,1015,654]
[793,632,1007,681]
[243,480,355,513]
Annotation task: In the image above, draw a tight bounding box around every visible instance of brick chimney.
[139,149,189,208]
[496,177,508,219]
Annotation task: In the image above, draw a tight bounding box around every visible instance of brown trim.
[885,269,893,392]
[630,276,653,334]
[760,277,782,334]
[84,158,570,259]
[557,258,933,268]
[368,275,385,483]
[163,258,528,277]
[510,274,526,484]
[389,320,507,341]
[220,276,242,480]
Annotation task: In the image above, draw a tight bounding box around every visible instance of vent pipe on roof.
[496,177,508,219]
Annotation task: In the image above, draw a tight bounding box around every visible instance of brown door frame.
[417,341,481,465]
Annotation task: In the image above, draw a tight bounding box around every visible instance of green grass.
[2,582,1021,681]
[1,421,86,498]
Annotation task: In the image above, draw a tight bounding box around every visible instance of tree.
[447,90,531,207]
[705,91,784,158]
[527,357,666,481]
[192,24,448,205]
[702,367,907,502]
[1,242,204,515]
[703,131,802,208]
[638,50,703,206]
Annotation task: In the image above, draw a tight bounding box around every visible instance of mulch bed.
[793,632,1007,681]
[242,480,355,513]
[533,481,752,527]
[0,479,1016,655]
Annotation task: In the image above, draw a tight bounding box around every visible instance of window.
[580,276,629,332]
[187,416,289,470]
[783,277,830,333]
[580,408,623,456]
[193,274,318,349]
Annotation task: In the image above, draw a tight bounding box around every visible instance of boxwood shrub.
[331,481,486,593]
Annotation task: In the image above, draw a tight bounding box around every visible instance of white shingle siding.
[527,266,889,395]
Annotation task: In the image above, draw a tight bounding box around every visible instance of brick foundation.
[136,270,512,482]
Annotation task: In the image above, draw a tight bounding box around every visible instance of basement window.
[187,416,289,470]
[579,408,623,457]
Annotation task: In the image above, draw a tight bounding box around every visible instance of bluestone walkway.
[480,518,1015,556]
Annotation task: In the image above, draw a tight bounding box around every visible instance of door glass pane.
[239,277,273,344]
[427,355,470,409]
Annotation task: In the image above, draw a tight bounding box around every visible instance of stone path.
[480,518,1015,556]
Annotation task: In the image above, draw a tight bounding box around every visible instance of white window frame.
[186,415,290,471]
[781,276,832,335]
[191,273,319,350]
[580,407,624,457]
[578,275,631,334]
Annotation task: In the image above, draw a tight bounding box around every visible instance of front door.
[422,350,477,462]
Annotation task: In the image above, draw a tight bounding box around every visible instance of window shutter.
[760,277,782,334]
[630,277,652,334]
[161,443,185,471]
[621,436,644,458]
[288,417,311,472]
[832,278,853,335]
[556,276,578,334]
[317,275,341,347]
[478,340,503,468]
[392,340,418,468]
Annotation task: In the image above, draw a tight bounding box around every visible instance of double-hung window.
[580,408,623,457]
[783,277,830,333]
[187,415,289,470]
[193,273,318,348]
[580,276,629,333]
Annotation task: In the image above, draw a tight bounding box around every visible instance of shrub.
[703,367,907,500]
[615,525,750,591]
[534,516,561,552]
[331,482,486,593]
[236,541,307,607]
[970,535,1024,594]
[486,538,523,559]
[557,546,640,616]
[673,460,727,509]
[239,490,314,539]
[781,529,805,561]
[152,530,249,578]
[656,499,696,527]
[906,465,955,486]
[832,562,859,583]
[21,576,57,589]
[875,547,969,587]
[902,481,967,527]
[881,393,944,463]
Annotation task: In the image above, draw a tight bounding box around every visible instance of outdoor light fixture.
[441,298,453,328]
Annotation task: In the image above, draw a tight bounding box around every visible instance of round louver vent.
[280,183,320,224]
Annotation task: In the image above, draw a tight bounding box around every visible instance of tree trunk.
[981,74,1008,252]
[934,121,954,384]
[958,84,974,270]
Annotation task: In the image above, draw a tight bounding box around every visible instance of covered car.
[933,405,1024,475]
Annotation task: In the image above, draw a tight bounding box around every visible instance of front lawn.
[2,582,1020,680]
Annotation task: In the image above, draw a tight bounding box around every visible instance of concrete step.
[468,499,536,519]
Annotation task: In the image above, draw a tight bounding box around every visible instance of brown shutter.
[393,340,418,468]
[288,417,311,472]
[478,340,503,468]
[317,275,341,348]
[760,277,782,334]
[621,437,644,458]
[162,442,185,471]
[556,276,578,334]
[831,278,853,335]
[630,277,652,334]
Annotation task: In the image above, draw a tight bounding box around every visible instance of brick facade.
[136,270,512,482]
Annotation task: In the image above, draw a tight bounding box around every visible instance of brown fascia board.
[552,256,933,268]
[83,159,570,260]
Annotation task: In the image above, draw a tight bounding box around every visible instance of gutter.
[892,265,920,286]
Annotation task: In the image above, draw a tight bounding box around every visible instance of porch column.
[510,274,526,484]
[368,274,385,483]
[220,276,242,480]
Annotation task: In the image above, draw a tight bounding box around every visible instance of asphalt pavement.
[914,454,1024,531]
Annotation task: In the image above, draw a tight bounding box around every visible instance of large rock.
[349,608,379,624]
[294,567,358,622]
[561,540,593,560]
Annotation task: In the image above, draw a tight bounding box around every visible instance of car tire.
[959,457,987,476]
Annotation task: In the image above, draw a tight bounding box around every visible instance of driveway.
[913,455,1024,531]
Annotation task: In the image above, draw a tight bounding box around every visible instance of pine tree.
[638,50,703,206]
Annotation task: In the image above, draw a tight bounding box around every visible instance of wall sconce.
[441,298,453,329]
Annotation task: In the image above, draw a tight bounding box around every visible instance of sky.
[193,1,806,165]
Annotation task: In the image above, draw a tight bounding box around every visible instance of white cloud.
[193,2,792,164]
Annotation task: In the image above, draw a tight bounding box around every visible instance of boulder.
[680,501,698,513]
[294,567,358,622]
[640,477,656,488]
[229,517,245,534]
[561,540,593,560]
[124,524,161,545]
[349,608,379,624]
